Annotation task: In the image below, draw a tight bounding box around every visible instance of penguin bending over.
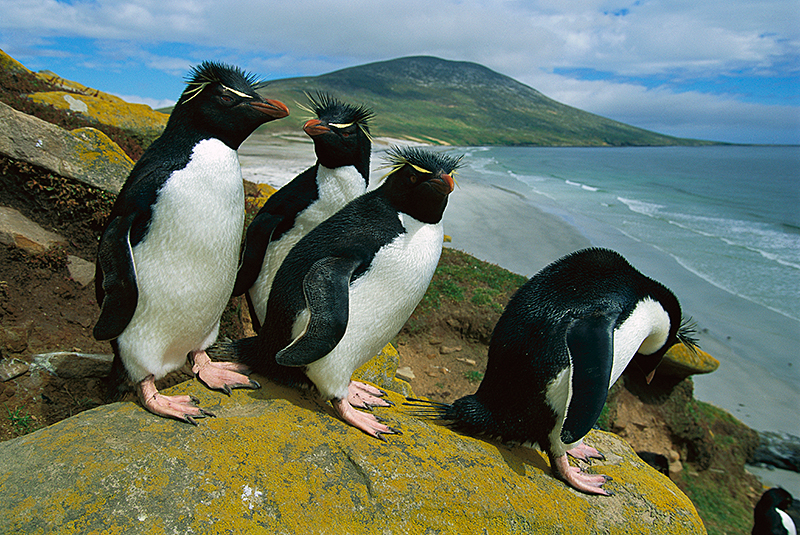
[233,92,374,332]
[753,487,797,535]
[93,62,289,423]
[409,248,697,494]
[210,147,462,438]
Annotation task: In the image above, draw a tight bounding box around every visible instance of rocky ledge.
[0,348,705,534]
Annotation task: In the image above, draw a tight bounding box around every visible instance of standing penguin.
[753,487,797,535]
[232,92,374,332]
[409,248,697,494]
[94,61,289,423]
[211,147,462,438]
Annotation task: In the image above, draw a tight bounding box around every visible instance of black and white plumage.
[409,248,697,494]
[232,92,374,331]
[93,61,289,423]
[753,488,797,535]
[211,147,462,438]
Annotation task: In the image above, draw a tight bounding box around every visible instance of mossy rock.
[659,343,720,378]
[1,365,705,534]
[28,89,168,140]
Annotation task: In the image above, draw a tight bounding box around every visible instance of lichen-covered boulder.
[30,71,168,140]
[0,356,706,534]
[0,101,133,193]
[659,343,720,378]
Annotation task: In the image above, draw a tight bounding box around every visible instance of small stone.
[396,366,415,382]
[439,345,462,355]
[0,206,67,254]
[32,352,113,378]
[67,255,96,287]
[0,321,33,353]
[0,358,29,381]
[456,357,477,366]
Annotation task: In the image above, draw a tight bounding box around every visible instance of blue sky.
[1,0,798,144]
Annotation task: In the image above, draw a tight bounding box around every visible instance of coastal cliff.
[0,48,779,534]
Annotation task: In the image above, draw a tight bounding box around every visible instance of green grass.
[5,405,36,437]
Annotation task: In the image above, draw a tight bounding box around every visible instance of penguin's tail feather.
[404,397,454,420]
[206,336,260,366]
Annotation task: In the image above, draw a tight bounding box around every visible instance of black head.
[379,146,463,224]
[168,61,289,150]
[300,91,374,180]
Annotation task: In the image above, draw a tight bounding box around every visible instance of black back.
[447,248,684,449]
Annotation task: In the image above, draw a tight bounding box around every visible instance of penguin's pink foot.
[332,397,401,440]
[567,442,605,462]
[138,375,214,425]
[552,454,612,496]
[191,350,260,395]
[347,380,393,410]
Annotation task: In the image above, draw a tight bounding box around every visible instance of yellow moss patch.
[0,48,32,75]
[29,91,168,136]
[661,343,720,377]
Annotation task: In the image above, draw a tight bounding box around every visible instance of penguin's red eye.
[409,175,418,184]
[220,95,233,103]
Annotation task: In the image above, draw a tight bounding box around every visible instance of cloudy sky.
[1,0,798,144]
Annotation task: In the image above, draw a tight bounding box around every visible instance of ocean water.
[455,145,800,322]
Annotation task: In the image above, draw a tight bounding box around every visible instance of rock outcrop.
[0,205,67,254]
[1,350,705,534]
[658,344,720,379]
[0,101,133,193]
[29,74,168,140]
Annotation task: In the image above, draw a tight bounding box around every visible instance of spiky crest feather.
[379,146,464,182]
[297,91,374,140]
[180,61,262,105]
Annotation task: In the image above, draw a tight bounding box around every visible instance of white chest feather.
[118,138,245,381]
[249,165,366,324]
[305,216,444,399]
[610,298,670,387]
[778,509,797,535]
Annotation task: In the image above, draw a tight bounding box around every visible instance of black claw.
[249,379,261,389]
[221,384,233,396]
[190,395,200,405]
[388,427,402,435]
[374,432,387,442]
[383,399,395,407]
[184,415,199,426]
[374,415,387,423]
[201,409,216,418]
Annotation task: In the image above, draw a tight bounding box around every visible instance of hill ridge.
[257,55,714,147]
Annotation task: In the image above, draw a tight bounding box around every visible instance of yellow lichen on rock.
[0,48,32,75]
[29,90,168,138]
[0,369,706,534]
[660,343,720,378]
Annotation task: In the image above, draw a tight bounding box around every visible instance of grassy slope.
[252,56,716,147]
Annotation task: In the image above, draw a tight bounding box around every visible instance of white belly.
[305,216,443,399]
[249,165,366,325]
[118,138,245,382]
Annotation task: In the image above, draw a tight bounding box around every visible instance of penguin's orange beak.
[252,99,289,119]
[304,118,330,137]
[430,173,455,195]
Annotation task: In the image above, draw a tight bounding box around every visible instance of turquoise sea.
[457,145,800,323]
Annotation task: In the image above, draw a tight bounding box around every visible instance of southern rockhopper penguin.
[209,147,463,438]
[753,487,797,535]
[93,61,289,423]
[232,91,374,332]
[409,248,698,494]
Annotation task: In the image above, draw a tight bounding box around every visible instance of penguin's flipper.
[93,214,139,341]
[560,313,617,445]
[275,256,361,367]
[232,211,283,297]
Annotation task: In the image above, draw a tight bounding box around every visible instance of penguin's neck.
[610,298,670,386]
[316,164,367,206]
